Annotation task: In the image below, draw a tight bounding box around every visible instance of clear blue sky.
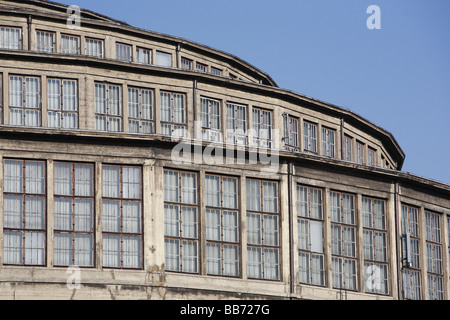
[57,0,450,184]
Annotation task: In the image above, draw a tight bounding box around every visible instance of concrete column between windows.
[122,83,128,133]
[154,88,161,135]
[279,165,291,285]
[94,162,103,269]
[356,193,364,293]
[419,206,428,299]
[387,188,399,299]
[41,75,48,128]
[240,174,248,279]
[142,161,161,271]
[46,159,54,266]
[3,71,9,125]
[199,170,207,275]
[80,35,86,56]
[151,164,165,272]
[324,187,333,289]
[85,77,95,131]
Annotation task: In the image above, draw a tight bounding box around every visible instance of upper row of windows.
[0,26,239,79]
[4,75,390,168]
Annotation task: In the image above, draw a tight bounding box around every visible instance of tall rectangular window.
[128,87,154,134]
[164,170,199,273]
[283,114,299,151]
[401,204,421,300]
[136,47,151,65]
[156,51,172,67]
[246,179,279,280]
[330,191,357,291]
[201,97,221,142]
[47,78,78,129]
[252,108,272,148]
[54,162,94,267]
[95,83,122,132]
[226,102,247,146]
[0,27,21,50]
[211,67,222,76]
[344,135,353,162]
[3,160,46,266]
[9,76,40,127]
[160,91,186,138]
[206,175,239,277]
[368,148,377,166]
[362,197,388,295]
[425,211,443,300]
[36,30,55,53]
[85,38,103,58]
[356,141,365,164]
[297,186,325,286]
[181,57,193,70]
[196,62,208,73]
[322,127,335,158]
[303,121,317,153]
[102,165,142,269]
[61,34,80,55]
[116,43,132,62]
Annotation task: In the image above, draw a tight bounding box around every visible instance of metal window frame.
[101,164,143,270]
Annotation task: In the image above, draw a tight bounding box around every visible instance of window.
[3,160,46,266]
[344,135,353,162]
[85,38,103,58]
[356,141,365,164]
[362,197,388,294]
[181,58,193,70]
[156,51,172,67]
[201,97,221,142]
[322,127,335,158]
[0,26,21,50]
[297,186,325,286]
[283,114,299,151]
[425,211,443,300]
[164,170,199,273]
[47,78,78,129]
[211,67,222,76]
[401,204,421,300]
[252,108,272,148]
[226,103,247,145]
[128,87,154,134]
[116,43,131,62]
[196,62,207,73]
[303,121,317,153]
[61,34,80,55]
[54,162,94,267]
[102,165,142,269]
[246,179,279,280]
[9,75,40,127]
[95,83,122,132]
[330,191,357,291]
[36,30,55,53]
[206,175,239,277]
[368,148,377,166]
[136,47,151,65]
[160,91,186,138]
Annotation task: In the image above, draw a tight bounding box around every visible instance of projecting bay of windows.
[0,25,249,82]
[1,73,391,168]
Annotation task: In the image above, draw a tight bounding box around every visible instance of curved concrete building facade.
[0,0,448,300]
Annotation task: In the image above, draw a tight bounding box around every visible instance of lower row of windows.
[1,159,446,298]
